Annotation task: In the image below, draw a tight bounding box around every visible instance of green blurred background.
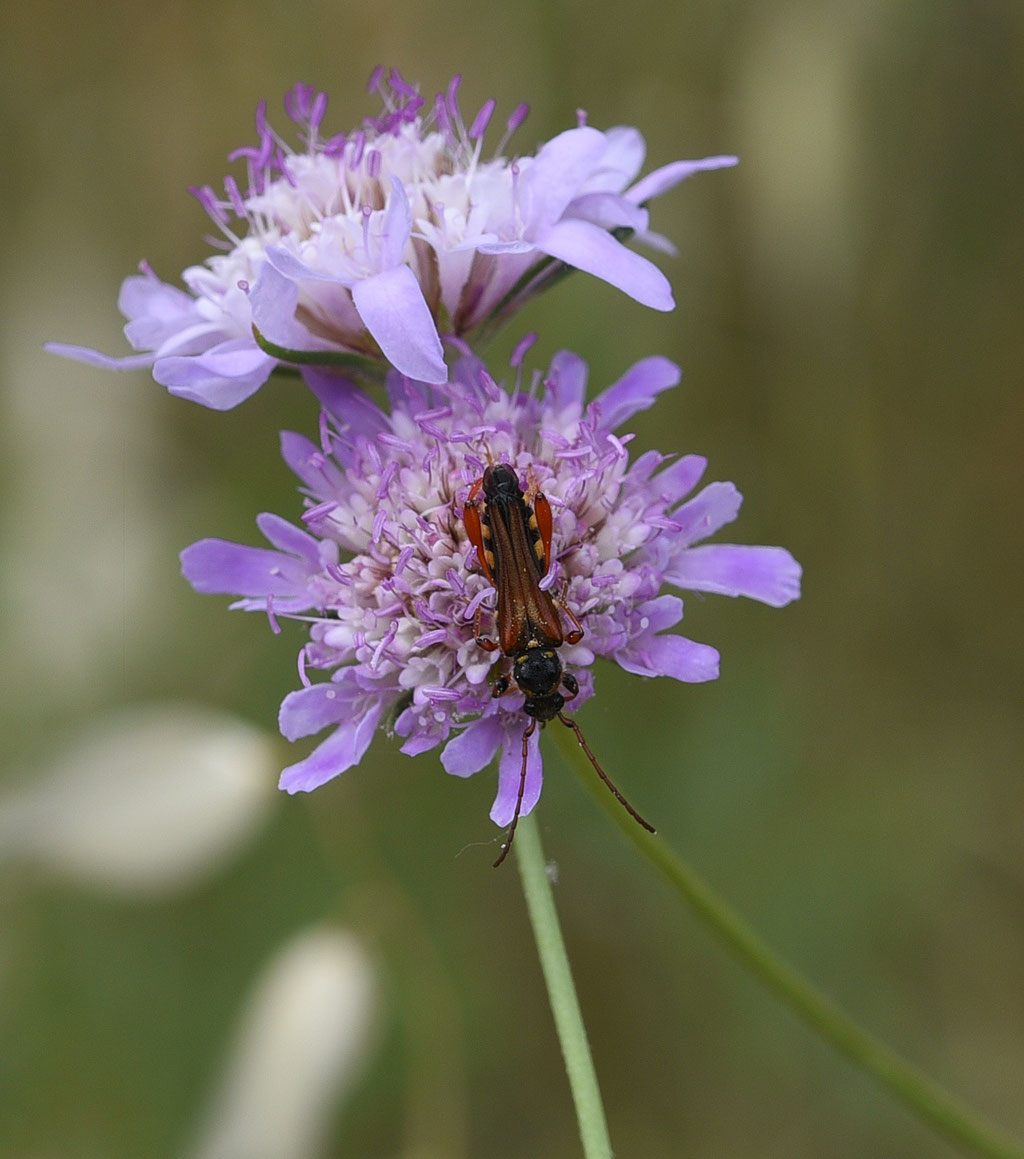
[2,1,1022,1156]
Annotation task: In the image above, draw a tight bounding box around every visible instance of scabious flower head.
[48,68,737,409]
[180,345,800,836]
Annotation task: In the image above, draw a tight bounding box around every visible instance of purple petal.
[585,126,646,191]
[44,343,155,372]
[279,680,357,741]
[351,266,447,383]
[617,634,720,683]
[520,126,608,229]
[589,355,681,431]
[255,513,321,565]
[440,714,504,777]
[264,245,351,287]
[249,262,341,356]
[180,538,314,602]
[666,544,802,607]
[673,481,742,545]
[490,723,543,827]
[565,192,648,232]
[400,729,445,758]
[381,177,413,268]
[625,449,667,487]
[545,349,589,413]
[652,455,707,503]
[155,340,274,410]
[634,228,678,257]
[118,270,194,316]
[278,701,383,793]
[302,368,391,438]
[534,219,674,311]
[636,595,684,634]
[119,274,201,347]
[280,429,323,481]
[626,155,739,206]
[474,239,536,256]
[280,430,348,494]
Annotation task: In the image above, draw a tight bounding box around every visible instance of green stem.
[515,811,614,1159]
[553,726,1024,1159]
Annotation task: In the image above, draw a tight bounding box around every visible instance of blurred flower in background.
[47,67,736,407]
[184,925,377,1159]
[0,704,277,896]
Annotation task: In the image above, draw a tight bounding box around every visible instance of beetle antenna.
[493,718,536,867]
[558,713,656,834]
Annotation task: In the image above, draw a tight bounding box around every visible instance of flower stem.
[554,725,1024,1159]
[515,811,613,1159]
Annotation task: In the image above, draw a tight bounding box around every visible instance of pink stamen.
[469,98,495,140]
[389,68,417,99]
[495,103,529,155]
[423,686,460,702]
[189,185,227,227]
[371,620,399,669]
[415,630,449,650]
[432,93,450,138]
[350,130,365,168]
[225,175,247,219]
[266,594,281,635]
[509,332,538,368]
[376,460,399,499]
[446,74,462,123]
[394,545,415,576]
[310,91,328,134]
[302,500,338,523]
[465,587,494,620]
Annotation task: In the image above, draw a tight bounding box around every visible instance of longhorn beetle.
[463,463,655,866]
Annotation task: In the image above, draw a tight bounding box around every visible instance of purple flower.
[48,69,736,409]
[180,345,800,841]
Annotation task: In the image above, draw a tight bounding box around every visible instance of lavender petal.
[351,266,447,384]
[589,355,681,431]
[278,703,383,793]
[440,714,504,777]
[489,723,543,826]
[155,341,274,410]
[44,343,155,372]
[534,219,674,311]
[626,155,739,205]
[180,539,314,601]
[617,634,720,683]
[666,544,802,607]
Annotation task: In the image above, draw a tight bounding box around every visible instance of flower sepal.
[251,324,389,379]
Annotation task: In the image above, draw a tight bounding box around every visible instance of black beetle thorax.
[513,645,562,697]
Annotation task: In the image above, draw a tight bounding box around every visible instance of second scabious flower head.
[48,68,736,408]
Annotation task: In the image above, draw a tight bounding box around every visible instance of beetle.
[463,462,655,866]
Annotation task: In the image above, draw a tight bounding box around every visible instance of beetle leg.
[561,672,579,701]
[555,584,584,645]
[492,717,537,867]
[473,602,500,652]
